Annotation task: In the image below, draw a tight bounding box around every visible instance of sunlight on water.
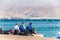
[58,32,60,34]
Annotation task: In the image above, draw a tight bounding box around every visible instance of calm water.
[0,19,60,37]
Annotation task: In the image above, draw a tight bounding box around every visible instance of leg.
[24,30,28,36]
[14,30,18,35]
[30,28,35,34]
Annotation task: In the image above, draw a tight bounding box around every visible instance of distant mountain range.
[0,5,60,19]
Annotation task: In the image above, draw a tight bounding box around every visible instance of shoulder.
[27,25,29,27]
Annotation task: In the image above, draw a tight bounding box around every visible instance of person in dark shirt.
[26,22,34,34]
[19,22,28,36]
[19,25,25,32]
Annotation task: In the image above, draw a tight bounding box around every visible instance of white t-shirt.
[14,25,19,30]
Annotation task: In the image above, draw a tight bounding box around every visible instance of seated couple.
[10,22,34,36]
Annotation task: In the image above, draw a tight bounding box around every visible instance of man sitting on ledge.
[26,22,34,35]
[19,22,28,36]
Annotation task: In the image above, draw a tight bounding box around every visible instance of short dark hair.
[22,22,24,24]
[29,22,32,25]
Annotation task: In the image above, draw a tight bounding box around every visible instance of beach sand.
[0,34,57,40]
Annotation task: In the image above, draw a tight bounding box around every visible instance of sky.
[0,0,60,8]
[0,0,60,12]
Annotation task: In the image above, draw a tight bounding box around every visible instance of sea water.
[0,19,60,37]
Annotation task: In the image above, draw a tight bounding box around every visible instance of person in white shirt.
[14,23,19,35]
[14,24,19,30]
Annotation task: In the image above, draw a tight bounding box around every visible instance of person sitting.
[14,23,19,35]
[19,22,28,36]
[26,22,34,35]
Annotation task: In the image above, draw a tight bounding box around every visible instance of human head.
[22,22,24,24]
[29,22,32,25]
[21,22,25,27]
[16,23,18,25]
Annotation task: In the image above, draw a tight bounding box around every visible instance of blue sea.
[0,19,60,37]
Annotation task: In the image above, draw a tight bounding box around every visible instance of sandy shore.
[0,34,57,40]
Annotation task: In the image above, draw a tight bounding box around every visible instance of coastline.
[0,34,57,40]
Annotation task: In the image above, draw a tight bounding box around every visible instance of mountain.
[0,5,60,19]
[0,0,60,19]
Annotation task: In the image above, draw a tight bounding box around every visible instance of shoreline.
[0,34,57,40]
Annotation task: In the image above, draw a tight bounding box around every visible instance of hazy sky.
[0,0,60,13]
[0,0,60,7]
